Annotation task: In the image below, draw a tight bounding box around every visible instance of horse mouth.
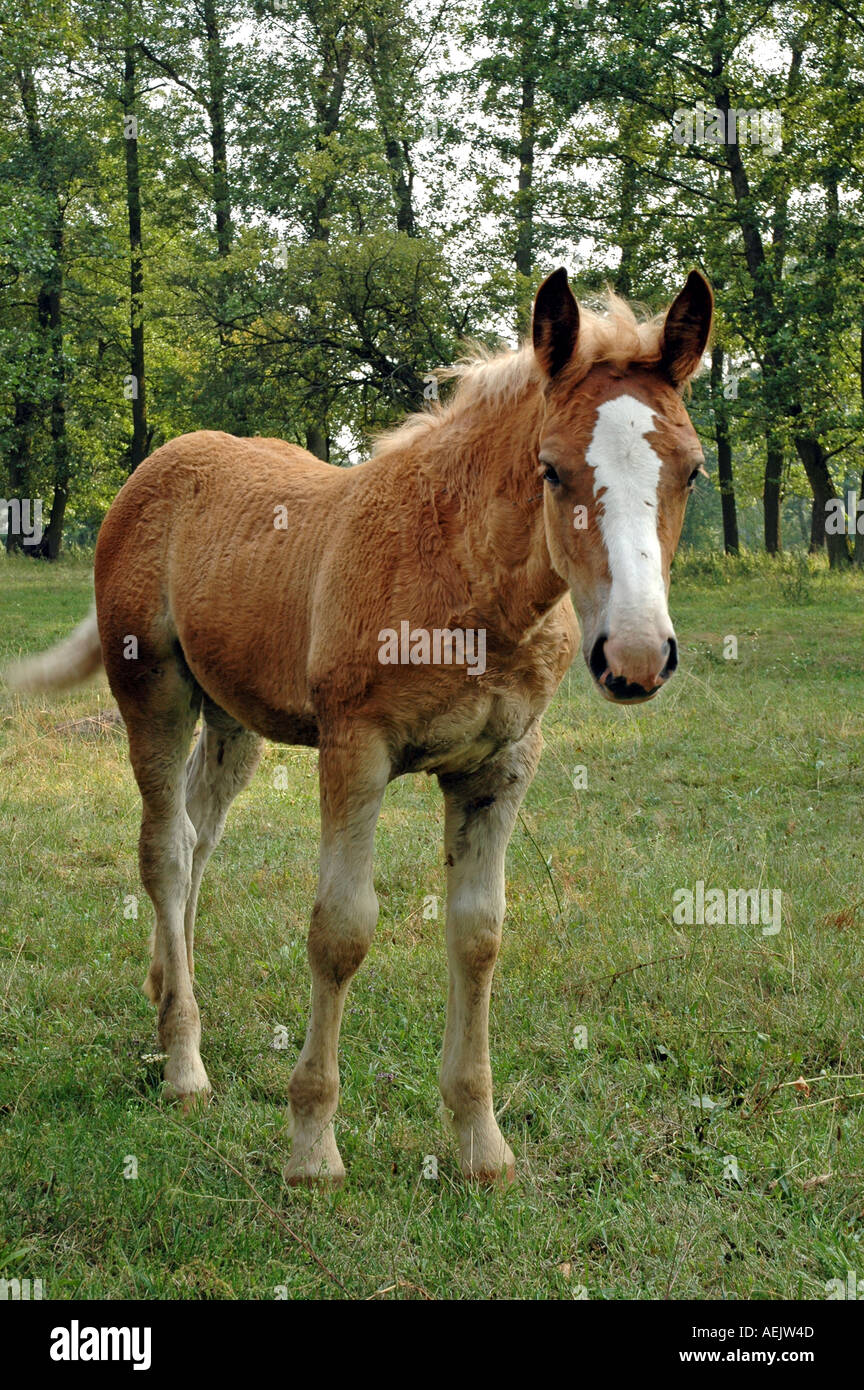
[587,635,676,704]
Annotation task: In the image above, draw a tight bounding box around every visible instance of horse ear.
[533,268,580,379]
[660,270,713,386]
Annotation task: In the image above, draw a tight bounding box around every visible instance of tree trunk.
[809,497,825,551]
[302,32,351,443]
[514,62,536,337]
[39,213,70,559]
[710,346,738,554]
[17,67,68,558]
[362,23,416,236]
[382,131,415,235]
[308,42,350,242]
[123,25,148,473]
[794,436,850,567]
[764,433,783,554]
[615,157,637,299]
[203,0,251,433]
[305,425,328,461]
[614,107,646,299]
[203,0,232,260]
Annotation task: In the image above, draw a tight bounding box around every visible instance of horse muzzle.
[588,633,678,704]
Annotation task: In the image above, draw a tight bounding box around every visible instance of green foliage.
[0,0,861,551]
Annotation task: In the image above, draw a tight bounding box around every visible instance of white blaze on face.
[586,394,671,639]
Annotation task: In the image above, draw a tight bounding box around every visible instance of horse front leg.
[438,723,543,1182]
[285,728,389,1186]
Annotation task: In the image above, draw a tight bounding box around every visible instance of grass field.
[1,550,863,1300]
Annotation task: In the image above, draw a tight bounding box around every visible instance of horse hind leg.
[181,697,262,980]
[119,656,210,1105]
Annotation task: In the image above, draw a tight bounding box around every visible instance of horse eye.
[543,464,561,487]
[687,467,701,489]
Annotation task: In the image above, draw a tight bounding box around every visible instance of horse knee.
[448,900,504,976]
[308,887,378,987]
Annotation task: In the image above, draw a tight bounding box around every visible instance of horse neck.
[432,372,568,640]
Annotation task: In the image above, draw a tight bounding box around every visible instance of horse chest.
[396,687,539,778]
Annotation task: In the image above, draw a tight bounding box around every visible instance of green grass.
[1,549,863,1300]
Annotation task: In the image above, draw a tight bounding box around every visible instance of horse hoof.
[177,1088,211,1115]
[284,1171,345,1189]
[164,1068,211,1111]
[465,1161,516,1186]
[283,1160,346,1188]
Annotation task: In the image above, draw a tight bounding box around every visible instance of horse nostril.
[661,637,678,680]
[589,635,609,684]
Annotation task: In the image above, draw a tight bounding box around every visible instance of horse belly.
[172,599,318,746]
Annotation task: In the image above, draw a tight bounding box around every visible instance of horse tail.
[5,605,103,692]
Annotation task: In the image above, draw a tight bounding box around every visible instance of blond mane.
[371,288,666,460]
